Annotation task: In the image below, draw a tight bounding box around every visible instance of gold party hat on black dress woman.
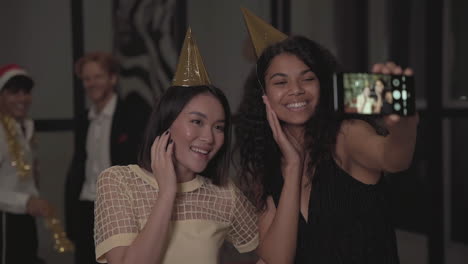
[241,7,288,58]
[172,27,211,86]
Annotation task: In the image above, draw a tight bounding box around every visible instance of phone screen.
[333,73,415,116]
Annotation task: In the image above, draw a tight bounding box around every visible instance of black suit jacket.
[65,93,151,241]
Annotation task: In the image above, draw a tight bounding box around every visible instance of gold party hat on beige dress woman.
[241,7,288,58]
[172,27,211,86]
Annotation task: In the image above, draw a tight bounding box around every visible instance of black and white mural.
[113,0,185,104]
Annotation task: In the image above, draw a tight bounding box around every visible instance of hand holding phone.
[333,72,415,116]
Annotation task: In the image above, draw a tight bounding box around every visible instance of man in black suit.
[65,52,151,264]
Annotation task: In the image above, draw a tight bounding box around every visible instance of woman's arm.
[105,131,177,264]
[105,192,175,264]
[356,94,366,113]
[373,95,383,113]
[337,63,419,176]
[257,183,301,264]
[380,114,419,171]
[339,115,418,174]
[255,97,302,264]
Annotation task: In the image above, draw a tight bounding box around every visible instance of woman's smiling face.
[169,93,226,175]
[264,53,320,126]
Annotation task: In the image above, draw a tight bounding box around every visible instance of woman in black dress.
[236,10,419,264]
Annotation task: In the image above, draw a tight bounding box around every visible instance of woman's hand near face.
[255,96,303,264]
[263,96,303,183]
[105,131,177,264]
[151,131,177,195]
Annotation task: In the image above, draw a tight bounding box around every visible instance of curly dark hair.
[234,36,346,211]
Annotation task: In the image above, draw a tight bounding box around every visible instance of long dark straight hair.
[138,85,232,186]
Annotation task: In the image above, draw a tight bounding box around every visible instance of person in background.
[356,86,375,114]
[371,78,386,114]
[381,88,394,115]
[65,52,151,264]
[0,64,54,264]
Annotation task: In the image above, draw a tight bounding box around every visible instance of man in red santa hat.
[0,64,54,264]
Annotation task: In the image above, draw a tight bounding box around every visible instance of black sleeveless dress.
[270,158,400,264]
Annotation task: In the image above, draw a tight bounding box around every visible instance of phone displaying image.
[333,72,415,116]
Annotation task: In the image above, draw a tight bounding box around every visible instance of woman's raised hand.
[372,62,419,127]
[150,131,177,194]
[263,96,304,176]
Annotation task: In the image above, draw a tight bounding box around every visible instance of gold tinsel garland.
[0,113,31,180]
[0,113,74,253]
[45,216,75,253]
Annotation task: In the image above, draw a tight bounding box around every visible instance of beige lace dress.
[94,165,258,263]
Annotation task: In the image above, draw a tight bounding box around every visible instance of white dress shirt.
[80,94,117,201]
[0,118,38,214]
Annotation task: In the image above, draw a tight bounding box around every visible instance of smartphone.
[333,72,415,116]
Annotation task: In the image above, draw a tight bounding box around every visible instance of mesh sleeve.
[94,167,139,262]
[226,182,259,253]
